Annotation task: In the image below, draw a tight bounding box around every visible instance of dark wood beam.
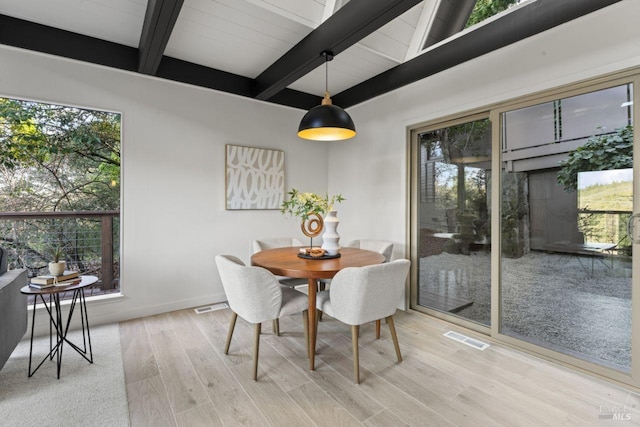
[334,0,622,108]
[0,14,138,71]
[0,0,621,111]
[422,0,476,49]
[156,57,254,97]
[138,0,184,75]
[0,14,316,110]
[253,0,422,101]
[268,88,320,111]
[155,57,319,109]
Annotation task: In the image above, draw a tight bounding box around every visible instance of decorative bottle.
[321,210,340,255]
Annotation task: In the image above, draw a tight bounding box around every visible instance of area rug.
[0,323,130,427]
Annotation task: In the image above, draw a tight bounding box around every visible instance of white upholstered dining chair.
[320,239,393,289]
[252,237,308,289]
[316,259,411,384]
[331,239,394,336]
[215,255,309,380]
[344,239,394,263]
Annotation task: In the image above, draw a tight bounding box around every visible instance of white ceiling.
[0,0,430,97]
[291,2,425,94]
[0,0,606,109]
[0,0,147,47]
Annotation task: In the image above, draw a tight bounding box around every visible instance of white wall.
[329,0,640,261]
[0,45,329,331]
[3,1,640,330]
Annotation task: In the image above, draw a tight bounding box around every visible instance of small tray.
[297,253,341,260]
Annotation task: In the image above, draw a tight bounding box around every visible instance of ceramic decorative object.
[48,246,66,276]
[280,189,345,251]
[321,210,340,255]
[48,261,66,276]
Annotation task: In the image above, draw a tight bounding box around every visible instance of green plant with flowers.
[280,188,345,220]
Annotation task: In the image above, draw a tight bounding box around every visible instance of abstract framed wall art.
[225,144,285,210]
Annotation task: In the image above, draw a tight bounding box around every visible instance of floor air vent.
[443,331,490,351]
[194,302,229,314]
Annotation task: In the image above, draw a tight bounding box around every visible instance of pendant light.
[297,52,356,141]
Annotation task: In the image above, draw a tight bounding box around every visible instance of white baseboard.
[26,291,228,338]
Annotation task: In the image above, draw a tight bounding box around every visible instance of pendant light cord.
[321,51,333,105]
[325,55,329,95]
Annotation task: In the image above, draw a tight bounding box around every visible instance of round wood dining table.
[251,246,386,370]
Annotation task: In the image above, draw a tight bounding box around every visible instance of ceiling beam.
[138,0,185,75]
[422,0,476,50]
[0,14,317,110]
[0,0,622,111]
[334,0,623,108]
[156,57,319,109]
[253,0,422,101]
[0,14,138,71]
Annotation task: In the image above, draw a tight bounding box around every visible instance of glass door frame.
[409,111,493,335]
[408,68,640,387]
[491,72,640,388]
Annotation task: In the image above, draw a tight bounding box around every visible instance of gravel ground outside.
[419,250,631,370]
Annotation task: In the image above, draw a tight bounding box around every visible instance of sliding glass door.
[413,115,492,328]
[499,83,634,372]
[410,74,639,384]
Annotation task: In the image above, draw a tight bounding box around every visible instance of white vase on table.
[321,210,340,255]
[48,261,66,276]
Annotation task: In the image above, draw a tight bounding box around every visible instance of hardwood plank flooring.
[126,375,175,426]
[120,317,161,383]
[120,308,640,426]
[175,403,224,427]
[147,328,210,413]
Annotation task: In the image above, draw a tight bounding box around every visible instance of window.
[0,97,121,296]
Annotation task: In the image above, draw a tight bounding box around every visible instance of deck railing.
[0,211,120,296]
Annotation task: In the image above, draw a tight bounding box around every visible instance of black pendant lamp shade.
[297,52,356,141]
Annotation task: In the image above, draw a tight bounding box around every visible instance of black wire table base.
[27,288,93,379]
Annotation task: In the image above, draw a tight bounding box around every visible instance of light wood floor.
[120,307,640,426]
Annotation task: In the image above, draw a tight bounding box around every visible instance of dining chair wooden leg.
[375,319,381,339]
[351,325,360,384]
[253,323,261,381]
[273,319,280,336]
[386,315,402,363]
[303,310,309,359]
[224,312,238,354]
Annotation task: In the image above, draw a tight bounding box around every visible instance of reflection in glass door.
[500,83,634,371]
[416,117,492,327]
